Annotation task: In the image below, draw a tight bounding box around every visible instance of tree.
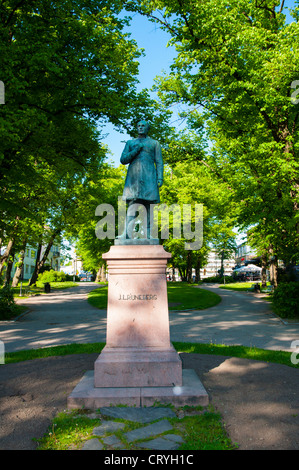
[0,1,172,285]
[68,163,126,278]
[0,0,168,239]
[127,0,299,282]
[210,226,237,278]
[158,137,235,282]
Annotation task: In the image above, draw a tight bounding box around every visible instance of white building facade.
[12,243,61,281]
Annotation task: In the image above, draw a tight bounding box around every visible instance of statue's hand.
[157,179,163,188]
[132,142,144,156]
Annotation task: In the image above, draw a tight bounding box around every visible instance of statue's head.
[137,120,150,135]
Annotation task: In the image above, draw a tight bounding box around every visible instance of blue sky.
[101,13,176,164]
[101,2,297,166]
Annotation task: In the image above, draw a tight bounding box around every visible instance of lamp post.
[73,256,77,283]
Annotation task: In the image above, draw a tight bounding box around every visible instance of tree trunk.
[220,251,225,277]
[95,263,106,282]
[29,229,61,286]
[0,216,20,276]
[195,256,201,283]
[269,245,278,288]
[0,238,15,277]
[12,239,27,287]
[186,251,193,283]
[100,263,107,282]
[95,266,101,282]
[178,267,186,282]
[261,253,267,287]
[4,250,15,286]
[28,243,42,286]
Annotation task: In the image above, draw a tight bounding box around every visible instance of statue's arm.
[120,141,142,165]
[155,142,163,187]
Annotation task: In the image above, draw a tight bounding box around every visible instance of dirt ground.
[0,353,298,450]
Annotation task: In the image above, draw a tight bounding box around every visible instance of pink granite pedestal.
[95,245,182,388]
[67,244,209,408]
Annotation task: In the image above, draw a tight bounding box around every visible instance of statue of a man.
[118,120,163,239]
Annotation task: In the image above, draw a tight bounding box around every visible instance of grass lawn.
[88,282,221,311]
[36,405,236,450]
[219,282,271,292]
[5,341,298,369]
[12,280,78,299]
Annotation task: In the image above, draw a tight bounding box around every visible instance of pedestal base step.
[67,369,209,409]
[94,346,182,388]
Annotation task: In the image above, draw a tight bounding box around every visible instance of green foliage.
[65,274,80,282]
[128,0,299,267]
[159,155,236,282]
[36,411,102,450]
[36,406,236,450]
[272,282,299,318]
[38,270,66,283]
[0,285,16,320]
[0,0,171,281]
[202,275,235,284]
[5,340,298,369]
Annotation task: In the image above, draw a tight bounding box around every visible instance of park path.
[169,284,299,352]
[0,282,299,353]
[0,283,107,353]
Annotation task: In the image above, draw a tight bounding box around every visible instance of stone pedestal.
[67,243,209,408]
[94,245,182,388]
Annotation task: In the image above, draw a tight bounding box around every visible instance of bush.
[38,270,66,283]
[65,274,80,282]
[272,282,299,318]
[0,285,16,320]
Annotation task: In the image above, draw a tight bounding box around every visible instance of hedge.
[271,282,299,318]
[0,285,16,320]
[37,270,66,283]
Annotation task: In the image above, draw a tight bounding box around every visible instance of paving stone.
[136,437,180,450]
[124,420,173,443]
[93,420,126,436]
[103,435,123,447]
[100,407,176,423]
[81,438,104,450]
[163,434,184,444]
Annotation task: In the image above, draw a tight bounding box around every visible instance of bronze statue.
[118,120,163,240]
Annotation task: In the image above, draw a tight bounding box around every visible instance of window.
[31,250,36,259]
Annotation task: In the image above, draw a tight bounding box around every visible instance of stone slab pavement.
[0,282,299,353]
[1,282,299,451]
[0,353,298,450]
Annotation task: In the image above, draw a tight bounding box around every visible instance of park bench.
[247,283,261,293]
[24,287,36,296]
[261,285,274,294]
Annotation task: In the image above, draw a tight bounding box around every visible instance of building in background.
[200,250,235,279]
[60,251,83,276]
[166,250,235,281]
[11,243,61,281]
[235,243,259,266]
